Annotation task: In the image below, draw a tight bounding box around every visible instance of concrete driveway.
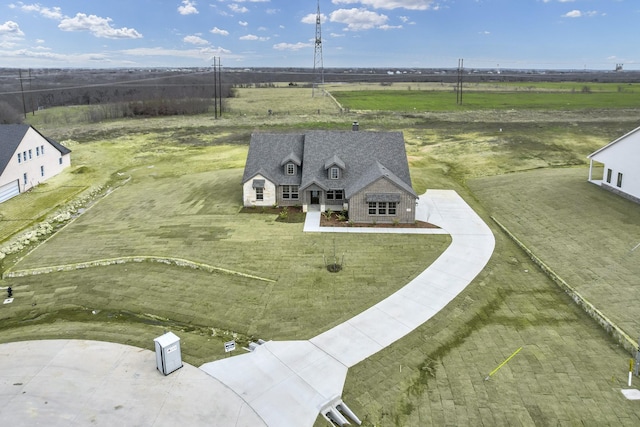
[201,189,495,426]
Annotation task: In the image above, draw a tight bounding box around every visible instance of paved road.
[0,189,494,426]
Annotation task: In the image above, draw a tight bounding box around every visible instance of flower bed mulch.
[320,212,439,229]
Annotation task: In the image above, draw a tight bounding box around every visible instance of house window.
[368,201,396,216]
[23,173,28,185]
[606,169,612,183]
[286,163,296,175]
[368,202,377,215]
[36,146,40,156]
[256,188,264,200]
[28,149,32,159]
[40,166,45,177]
[388,202,397,215]
[617,172,623,188]
[17,153,21,163]
[329,167,340,180]
[23,151,27,161]
[282,185,299,200]
[59,157,63,165]
[41,145,45,154]
[326,190,344,200]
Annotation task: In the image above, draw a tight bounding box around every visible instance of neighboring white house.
[587,125,640,204]
[0,124,71,203]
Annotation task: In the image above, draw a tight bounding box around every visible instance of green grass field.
[1,82,640,426]
[333,89,640,112]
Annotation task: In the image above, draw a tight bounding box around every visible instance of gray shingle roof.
[242,133,304,186]
[242,130,416,198]
[300,130,415,197]
[0,124,71,175]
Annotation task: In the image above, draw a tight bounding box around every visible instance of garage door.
[0,179,20,204]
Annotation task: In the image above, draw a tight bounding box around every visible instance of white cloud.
[210,27,230,36]
[330,8,389,31]
[563,9,582,18]
[19,4,64,20]
[331,0,436,10]
[240,34,270,41]
[301,13,328,24]
[0,21,25,37]
[273,42,312,51]
[229,4,249,13]
[178,0,199,15]
[562,9,599,18]
[379,24,402,30]
[59,14,143,39]
[239,21,249,26]
[184,35,209,45]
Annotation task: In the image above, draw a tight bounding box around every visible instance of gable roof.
[588,125,640,159]
[0,124,71,175]
[242,133,304,186]
[299,130,415,196]
[345,160,417,199]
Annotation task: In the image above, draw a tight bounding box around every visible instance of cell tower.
[312,0,324,97]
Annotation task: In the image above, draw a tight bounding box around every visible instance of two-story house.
[0,124,72,203]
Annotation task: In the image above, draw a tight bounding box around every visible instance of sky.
[0,0,638,70]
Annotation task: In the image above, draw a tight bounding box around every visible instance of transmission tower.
[312,0,324,97]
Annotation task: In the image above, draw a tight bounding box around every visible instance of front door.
[310,190,320,205]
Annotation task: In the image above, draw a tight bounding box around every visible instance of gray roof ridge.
[346,160,416,199]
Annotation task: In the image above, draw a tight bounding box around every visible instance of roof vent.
[352,121,359,131]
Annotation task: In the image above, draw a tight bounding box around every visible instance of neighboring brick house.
[242,127,418,223]
[587,125,640,204]
[0,124,71,203]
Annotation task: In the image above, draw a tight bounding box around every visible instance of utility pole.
[213,57,218,119]
[312,0,324,97]
[456,59,464,105]
[217,57,222,117]
[18,69,28,119]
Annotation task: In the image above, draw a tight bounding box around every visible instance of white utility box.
[154,332,183,375]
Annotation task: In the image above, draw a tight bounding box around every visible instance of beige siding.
[242,174,276,207]
[348,177,416,224]
[0,127,71,193]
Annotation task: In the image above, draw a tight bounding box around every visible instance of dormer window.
[330,167,340,180]
[286,163,296,175]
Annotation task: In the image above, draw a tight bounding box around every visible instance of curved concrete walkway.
[0,189,494,427]
[200,189,495,426]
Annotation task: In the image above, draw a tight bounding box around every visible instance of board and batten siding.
[589,128,640,203]
[349,177,416,224]
[0,127,71,196]
[242,174,276,207]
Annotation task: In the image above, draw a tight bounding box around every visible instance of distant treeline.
[0,69,234,124]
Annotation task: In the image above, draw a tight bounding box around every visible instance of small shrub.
[278,207,289,220]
